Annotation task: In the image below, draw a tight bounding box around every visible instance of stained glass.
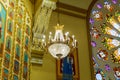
[91,41,97,47]
[100,23,120,37]
[105,64,111,71]
[94,68,106,80]
[107,15,120,32]
[88,0,120,79]
[97,49,108,61]
[102,37,120,50]
[92,57,99,67]
[90,26,101,39]
[112,48,120,63]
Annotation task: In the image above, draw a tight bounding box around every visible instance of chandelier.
[41,24,77,59]
[40,0,77,59]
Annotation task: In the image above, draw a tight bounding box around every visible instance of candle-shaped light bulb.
[65,32,69,36]
[38,38,41,42]
[74,39,77,47]
[49,32,52,39]
[44,42,46,46]
[42,39,45,42]
[49,32,52,41]
[67,37,70,44]
[72,35,75,41]
[49,32,52,35]
[42,39,46,46]
[65,32,69,40]
[43,35,46,39]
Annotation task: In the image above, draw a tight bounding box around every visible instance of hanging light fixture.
[41,0,78,59]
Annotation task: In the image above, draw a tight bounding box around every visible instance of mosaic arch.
[87,0,120,80]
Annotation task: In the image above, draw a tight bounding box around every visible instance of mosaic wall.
[0,0,31,80]
[88,0,120,80]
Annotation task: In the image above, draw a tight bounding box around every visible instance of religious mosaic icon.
[18,7,24,18]
[17,16,22,25]
[5,36,11,52]
[7,19,13,34]
[25,36,29,49]
[3,53,10,68]
[8,7,14,19]
[0,3,6,55]
[17,5,24,26]
[15,44,20,60]
[88,0,120,79]
[26,25,30,35]
[16,27,21,43]
[9,0,15,8]
[14,60,19,74]
[13,75,18,80]
[23,51,28,79]
[0,0,31,80]
[23,65,28,79]
[24,51,28,63]
[2,68,9,80]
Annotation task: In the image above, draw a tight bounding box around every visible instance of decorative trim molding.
[55,8,86,19]
[54,2,87,19]
[57,2,87,14]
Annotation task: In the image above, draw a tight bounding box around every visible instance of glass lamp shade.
[48,43,70,59]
